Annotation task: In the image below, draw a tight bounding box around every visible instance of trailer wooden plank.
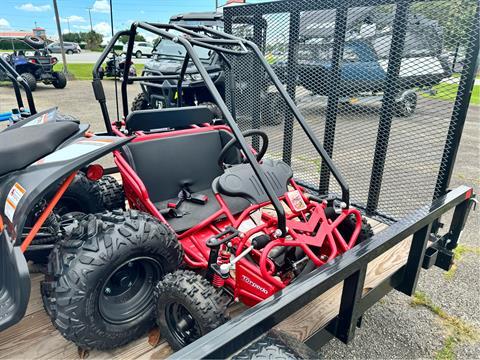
[0,218,401,359]
[273,234,412,342]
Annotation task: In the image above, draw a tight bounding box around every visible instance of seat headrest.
[126,106,215,132]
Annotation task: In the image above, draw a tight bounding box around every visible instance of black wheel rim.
[99,257,162,325]
[165,302,202,347]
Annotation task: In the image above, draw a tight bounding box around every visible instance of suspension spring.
[212,250,230,288]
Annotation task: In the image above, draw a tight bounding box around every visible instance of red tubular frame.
[113,124,363,305]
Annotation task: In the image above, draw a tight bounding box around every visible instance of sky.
[0,0,268,42]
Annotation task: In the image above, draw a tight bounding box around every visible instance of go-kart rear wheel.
[97,175,125,210]
[52,72,67,89]
[155,270,230,350]
[21,72,37,91]
[41,210,182,350]
[337,214,373,245]
[54,171,105,215]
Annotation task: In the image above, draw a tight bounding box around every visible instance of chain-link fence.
[223,0,479,223]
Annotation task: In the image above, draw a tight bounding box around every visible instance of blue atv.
[0,36,67,91]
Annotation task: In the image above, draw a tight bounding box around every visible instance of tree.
[62,32,82,43]
[85,31,103,50]
[119,33,147,44]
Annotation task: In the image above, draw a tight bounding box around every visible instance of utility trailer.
[0,0,478,358]
[171,0,480,357]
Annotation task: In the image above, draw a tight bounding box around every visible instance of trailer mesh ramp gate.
[170,0,478,357]
[222,0,478,224]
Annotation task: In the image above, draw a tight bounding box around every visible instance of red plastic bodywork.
[112,123,362,306]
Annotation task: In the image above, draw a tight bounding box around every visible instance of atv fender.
[0,135,132,245]
[0,231,30,332]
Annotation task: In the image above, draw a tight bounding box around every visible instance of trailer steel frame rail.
[171,185,475,359]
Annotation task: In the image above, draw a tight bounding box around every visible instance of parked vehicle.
[131,12,282,124]
[0,36,67,91]
[0,110,136,333]
[98,53,137,83]
[44,22,373,352]
[122,41,154,58]
[272,10,453,116]
[47,41,81,54]
[0,54,36,123]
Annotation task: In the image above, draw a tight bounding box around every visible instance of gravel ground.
[0,80,478,359]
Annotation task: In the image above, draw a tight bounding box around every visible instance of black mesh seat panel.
[0,122,79,177]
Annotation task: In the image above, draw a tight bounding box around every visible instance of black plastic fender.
[0,135,131,245]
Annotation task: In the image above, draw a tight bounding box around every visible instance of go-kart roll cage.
[0,55,37,114]
[92,22,350,236]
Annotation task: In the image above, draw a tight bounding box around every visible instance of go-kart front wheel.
[41,210,183,350]
[155,270,230,350]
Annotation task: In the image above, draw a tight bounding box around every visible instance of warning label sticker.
[5,182,26,222]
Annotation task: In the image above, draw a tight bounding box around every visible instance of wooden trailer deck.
[0,218,408,359]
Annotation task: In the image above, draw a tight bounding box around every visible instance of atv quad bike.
[98,52,137,84]
[0,56,125,264]
[0,54,37,122]
[54,23,373,352]
[0,115,136,332]
[0,36,67,91]
[0,111,178,350]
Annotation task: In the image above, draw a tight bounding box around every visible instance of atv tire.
[21,72,37,91]
[395,92,417,117]
[131,92,149,111]
[41,210,182,350]
[23,35,45,49]
[97,175,125,210]
[232,330,319,360]
[55,113,80,123]
[200,101,223,120]
[54,172,106,215]
[338,214,374,245]
[155,270,230,350]
[261,92,284,126]
[52,72,67,89]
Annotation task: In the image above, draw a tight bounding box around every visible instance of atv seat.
[126,106,215,132]
[121,130,249,232]
[0,122,79,177]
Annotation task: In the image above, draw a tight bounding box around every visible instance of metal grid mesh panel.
[224,0,478,222]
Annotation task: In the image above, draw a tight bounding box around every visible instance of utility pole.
[52,0,68,74]
[87,7,93,32]
[67,18,71,33]
[215,0,218,10]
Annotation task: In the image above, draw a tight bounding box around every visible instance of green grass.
[444,245,480,280]
[422,82,480,106]
[411,292,480,360]
[53,63,145,80]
